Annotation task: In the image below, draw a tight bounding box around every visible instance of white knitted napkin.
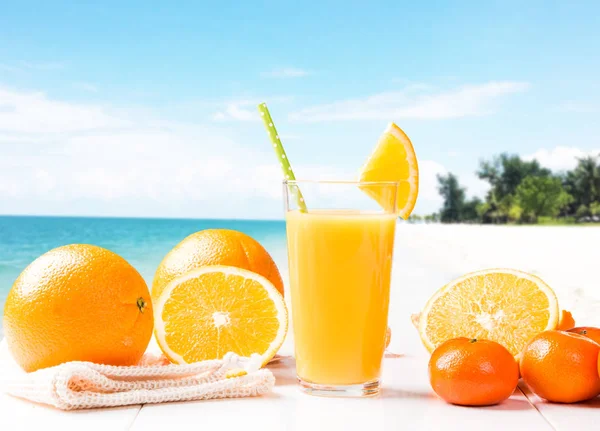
[0,342,275,410]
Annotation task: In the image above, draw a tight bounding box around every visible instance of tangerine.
[428,337,519,406]
[520,330,600,403]
[568,327,600,345]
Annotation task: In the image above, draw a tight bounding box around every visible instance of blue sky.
[1,1,599,219]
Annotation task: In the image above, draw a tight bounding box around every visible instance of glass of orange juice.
[284,180,398,397]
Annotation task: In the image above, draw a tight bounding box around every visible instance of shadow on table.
[268,354,410,386]
[521,381,600,408]
[547,396,600,408]
[267,356,297,386]
[474,398,536,411]
[382,388,436,400]
[384,388,535,411]
[138,390,285,411]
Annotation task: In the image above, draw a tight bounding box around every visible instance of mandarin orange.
[520,330,600,403]
[568,327,600,345]
[428,338,519,406]
[3,244,153,372]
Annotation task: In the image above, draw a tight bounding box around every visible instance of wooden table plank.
[521,384,599,431]
[0,394,141,431]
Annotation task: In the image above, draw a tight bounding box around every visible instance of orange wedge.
[359,122,419,219]
[418,269,559,356]
[154,265,288,365]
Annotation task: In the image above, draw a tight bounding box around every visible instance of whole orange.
[568,327,600,345]
[152,229,284,300]
[428,338,519,406]
[3,244,153,372]
[520,330,600,403]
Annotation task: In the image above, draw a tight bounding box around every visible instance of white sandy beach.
[395,223,600,304]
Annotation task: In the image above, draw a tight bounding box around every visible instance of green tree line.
[434,153,600,224]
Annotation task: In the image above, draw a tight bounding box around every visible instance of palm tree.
[437,173,466,223]
[568,156,600,209]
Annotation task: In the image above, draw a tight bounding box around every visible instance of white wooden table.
[2,224,600,429]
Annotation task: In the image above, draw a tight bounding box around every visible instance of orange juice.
[286,209,396,388]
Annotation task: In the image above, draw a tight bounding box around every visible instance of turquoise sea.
[0,216,289,336]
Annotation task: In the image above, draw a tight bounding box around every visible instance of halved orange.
[359,122,419,219]
[418,269,559,356]
[154,265,288,365]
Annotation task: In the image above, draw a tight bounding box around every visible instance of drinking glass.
[284,180,398,397]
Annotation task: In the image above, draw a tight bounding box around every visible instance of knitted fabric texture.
[0,344,275,410]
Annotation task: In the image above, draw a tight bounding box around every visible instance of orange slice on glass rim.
[359,123,419,219]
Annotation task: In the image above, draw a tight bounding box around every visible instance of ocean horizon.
[0,215,290,336]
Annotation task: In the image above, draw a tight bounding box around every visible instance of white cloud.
[0,131,283,217]
[212,111,227,121]
[209,96,294,122]
[525,146,600,171]
[462,174,490,199]
[289,81,530,122]
[0,86,335,218]
[0,84,510,219]
[413,160,446,214]
[410,160,490,215]
[261,68,310,78]
[72,82,99,93]
[0,86,127,133]
[0,82,460,217]
[212,101,258,122]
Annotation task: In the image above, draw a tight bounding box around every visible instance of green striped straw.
[257,102,307,212]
